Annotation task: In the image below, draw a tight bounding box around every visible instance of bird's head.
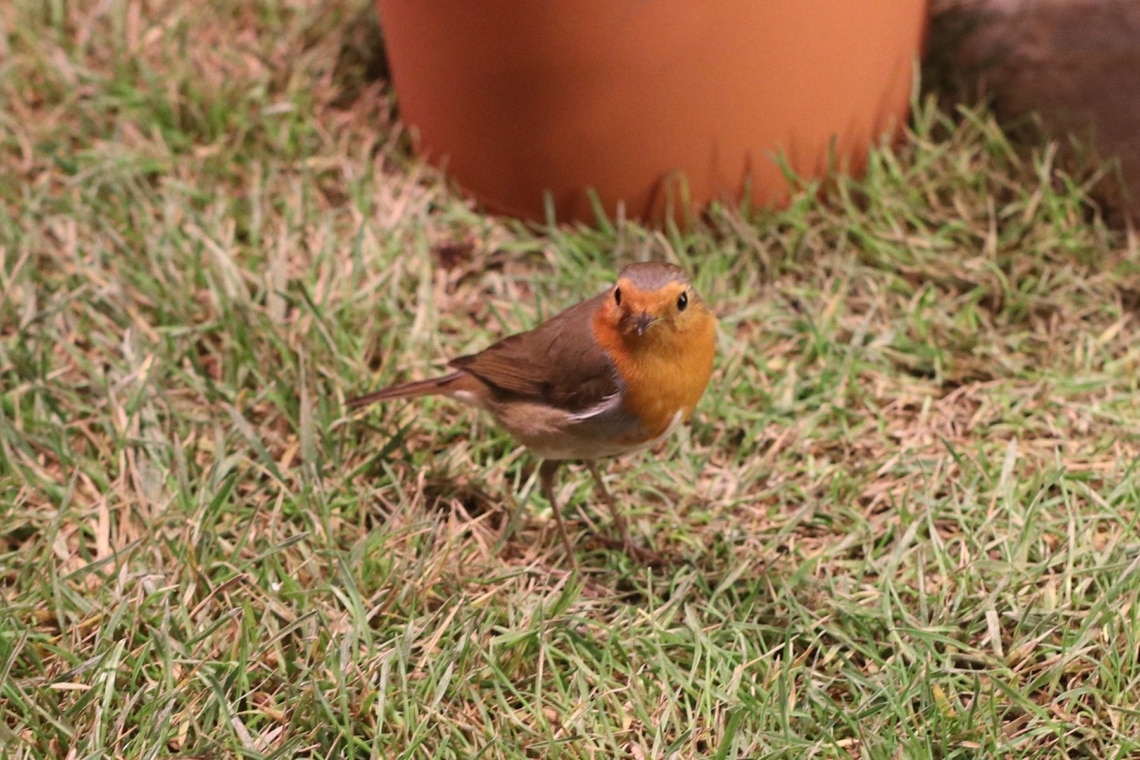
[601,262,714,351]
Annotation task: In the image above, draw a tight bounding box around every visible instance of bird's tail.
[346,372,467,409]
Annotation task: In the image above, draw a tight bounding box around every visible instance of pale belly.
[454,388,688,462]
[525,408,685,461]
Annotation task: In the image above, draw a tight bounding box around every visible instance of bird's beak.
[635,311,656,336]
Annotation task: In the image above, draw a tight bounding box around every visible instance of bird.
[348,261,717,565]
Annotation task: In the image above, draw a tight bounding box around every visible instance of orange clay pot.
[375,1,929,225]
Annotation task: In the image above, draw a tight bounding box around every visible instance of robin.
[348,261,717,564]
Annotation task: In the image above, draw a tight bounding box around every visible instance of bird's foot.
[589,533,668,567]
[622,540,668,567]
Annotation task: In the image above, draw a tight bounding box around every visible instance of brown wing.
[448,293,620,413]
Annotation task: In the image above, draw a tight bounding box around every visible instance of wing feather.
[448,293,621,413]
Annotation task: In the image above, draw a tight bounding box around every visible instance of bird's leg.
[584,460,630,546]
[494,491,526,556]
[540,460,579,570]
[585,460,665,566]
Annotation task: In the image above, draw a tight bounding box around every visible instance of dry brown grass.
[4,0,1140,757]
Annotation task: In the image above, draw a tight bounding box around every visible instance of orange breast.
[592,309,717,444]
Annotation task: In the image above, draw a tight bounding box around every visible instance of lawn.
[4,1,1140,758]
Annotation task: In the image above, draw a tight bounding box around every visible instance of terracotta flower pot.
[375,1,929,225]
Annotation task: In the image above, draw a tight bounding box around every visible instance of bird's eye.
[676,291,688,312]
[614,287,622,306]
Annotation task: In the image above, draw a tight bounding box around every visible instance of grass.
[3,0,1140,757]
